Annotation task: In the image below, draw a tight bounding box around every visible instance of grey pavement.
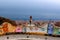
[0,34,60,40]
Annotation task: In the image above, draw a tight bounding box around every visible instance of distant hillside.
[0,16,17,26]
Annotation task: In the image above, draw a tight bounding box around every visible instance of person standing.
[48,21,54,35]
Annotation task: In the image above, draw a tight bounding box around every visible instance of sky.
[0,0,60,20]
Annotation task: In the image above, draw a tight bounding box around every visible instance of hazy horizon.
[0,0,60,20]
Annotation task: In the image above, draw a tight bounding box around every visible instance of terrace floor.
[0,34,60,40]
